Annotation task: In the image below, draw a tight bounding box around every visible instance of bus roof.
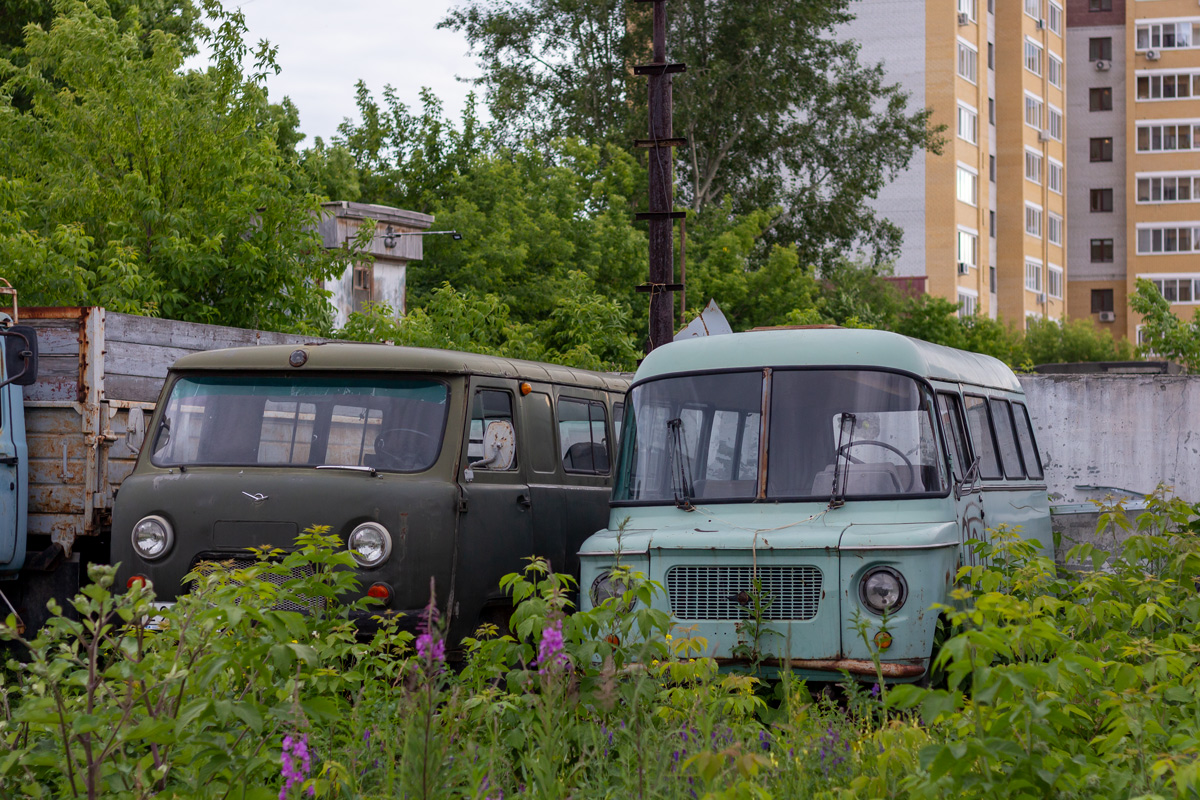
[170,342,630,392]
[635,328,1023,393]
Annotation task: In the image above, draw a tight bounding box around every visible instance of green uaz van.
[579,328,1050,682]
[113,342,628,648]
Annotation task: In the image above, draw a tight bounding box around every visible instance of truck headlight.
[589,570,634,611]
[348,522,392,568]
[132,515,174,560]
[859,566,907,614]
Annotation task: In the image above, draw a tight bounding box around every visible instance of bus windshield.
[613,369,946,504]
[150,375,449,473]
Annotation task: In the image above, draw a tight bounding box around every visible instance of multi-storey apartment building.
[843,0,1068,324]
[1067,0,1200,342]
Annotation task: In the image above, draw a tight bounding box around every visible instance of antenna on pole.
[632,0,686,352]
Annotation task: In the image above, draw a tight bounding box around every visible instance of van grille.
[186,552,322,614]
[666,566,823,621]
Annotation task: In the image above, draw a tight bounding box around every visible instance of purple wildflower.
[416,631,446,664]
[870,683,881,698]
[280,733,313,799]
[536,619,570,675]
[759,729,772,752]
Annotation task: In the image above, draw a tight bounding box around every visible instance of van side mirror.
[0,325,38,388]
[125,407,147,453]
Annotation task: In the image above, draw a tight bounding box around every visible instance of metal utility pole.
[633,0,685,352]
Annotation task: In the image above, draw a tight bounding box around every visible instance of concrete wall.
[1020,373,1200,504]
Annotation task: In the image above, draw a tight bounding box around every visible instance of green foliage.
[0,1,348,332]
[5,500,1200,798]
[1023,315,1136,365]
[1130,277,1200,372]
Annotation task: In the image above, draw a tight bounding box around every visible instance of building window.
[1024,0,1040,18]
[990,265,997,293]
[1090,87,1113,111]
[1136,123,1198,153]
[988,42,994,70]
[1048,159,1063,194]
[1136,225,1200,254]
[958,291,978,318]
[1025,259,1043,292]
[1048,54,1063,88]
[1091,188,1114,212]
[1048,2,1062,34]
[1137,73,1199,101]
[1144,275,1200,303]
[1048,266,1063,299]
[1025,93,1043,129]
[1090,136,1114,162]
[1089,0,1111,10]
[957,228,978,269]
[958,40,978,83]
[1136,22,1199,52]
[957,103,978,144]
[1089,37,1112,62]
[989,97,995,124]
[1025,149,1043,184]
[1025,38,1043,76]
[1091,288,1115,313]
[990,154,996,182]
[957,164,978,206]
[957,0,976,21]
[1048,106,1063,140]
[990,210,996,238]
[1048,213,1063,245]
[1025,203,1043,238]
[1137,174,1200,203]
[1091,238,1114,262]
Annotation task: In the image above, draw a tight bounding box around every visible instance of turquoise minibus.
[578,328,1051,681]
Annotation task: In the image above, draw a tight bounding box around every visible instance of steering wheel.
[374,427,435,469]
[836,440,916,493]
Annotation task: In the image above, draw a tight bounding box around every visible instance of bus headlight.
[132,515,174,561]
[589,571,634,611]
[348,522,392,568]
[859,566,907,614]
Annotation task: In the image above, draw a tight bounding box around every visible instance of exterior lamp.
[381,226,464,248]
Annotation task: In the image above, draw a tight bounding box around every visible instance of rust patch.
[715,656,926,678]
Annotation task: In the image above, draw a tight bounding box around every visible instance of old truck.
[1,303,316,633]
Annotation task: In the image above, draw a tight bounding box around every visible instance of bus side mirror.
[0,325,38,388]
[125,407,147,453]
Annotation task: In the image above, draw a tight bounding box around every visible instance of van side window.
[963,395,1002,480]
[988,399,1025,479]
[1011,402,1044,480]
[936,393,970,481]
[559,397,609,474]
[468,389,517,470]
[613,401,625,442]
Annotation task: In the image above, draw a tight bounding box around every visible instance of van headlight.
[132,515,174,560]
[589,570,634,611]
[859,566,907,614]
[348,522,392,568]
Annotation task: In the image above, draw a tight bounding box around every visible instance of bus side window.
[469,389,517,470]
[988,399,1025,480]
[613,401,624,443]
[1011,402,1044,480]
[962,395,1003,480]
[936,392,970,481]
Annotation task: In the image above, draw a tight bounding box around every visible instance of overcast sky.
[205,0,482,146]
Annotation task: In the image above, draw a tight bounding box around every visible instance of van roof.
[636,329,1023,392]
[170,342,631,392]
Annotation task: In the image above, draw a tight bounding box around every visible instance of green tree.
[1,0,203,61]
[1130,277,1200,371]
[442,0,941,270]
[1023,316,1134,365]
[0,1,348,332]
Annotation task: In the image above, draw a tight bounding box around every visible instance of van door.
[454,381,534,626]
[0,353,18,566]
[551,392,613,583]
[936,391,984,567]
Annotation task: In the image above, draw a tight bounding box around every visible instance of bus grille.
[666,566,823,621]
[187,552,323,614]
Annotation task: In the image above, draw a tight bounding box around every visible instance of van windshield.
[150,375,449,472]
[613,369,946,504]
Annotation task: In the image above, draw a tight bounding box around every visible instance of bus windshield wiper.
[666,417,696,511]
[829,412,857,510]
